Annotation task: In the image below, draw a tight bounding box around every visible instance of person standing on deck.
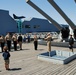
[33,34,38,50]
[2,46,11,70]
[18,34,23,50]
[5,33,11,51]
[44,33,52,56]
[69,35,74,52]
[0,35,5,52]
[12,34,17,51]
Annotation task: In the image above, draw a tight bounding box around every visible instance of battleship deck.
[0,42,76,75]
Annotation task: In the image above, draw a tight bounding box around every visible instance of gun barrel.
[26,0,62,30]
[48,0,76,30]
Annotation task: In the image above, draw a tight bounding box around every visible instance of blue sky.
[0,0,76,24]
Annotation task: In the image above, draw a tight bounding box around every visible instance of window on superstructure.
[34,25,40,28]
[25,25,31,28]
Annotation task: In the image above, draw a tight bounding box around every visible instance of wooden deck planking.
[57,60,76,75]
[0,42,76,75]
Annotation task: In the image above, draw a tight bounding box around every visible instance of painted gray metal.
[26,0,62,30]
[48,0,76,29]
[0,9,18,35]
[22,18,59,33]
[38,50,76,64]
[38,39,76,48]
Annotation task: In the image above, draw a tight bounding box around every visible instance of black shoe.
[6,68,10,70]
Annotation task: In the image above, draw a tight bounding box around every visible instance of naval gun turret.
[47,0,76,39]
[26,0,70,40]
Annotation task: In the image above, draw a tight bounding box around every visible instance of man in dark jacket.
[69,35,74,52]
[18,34,23,50]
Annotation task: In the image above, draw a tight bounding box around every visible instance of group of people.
[23,34,31,43]
[1,33,51,70]
[0,33,23,70]
[34,33,75,53]
[0,33,23,52]
[0,32,75,70]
